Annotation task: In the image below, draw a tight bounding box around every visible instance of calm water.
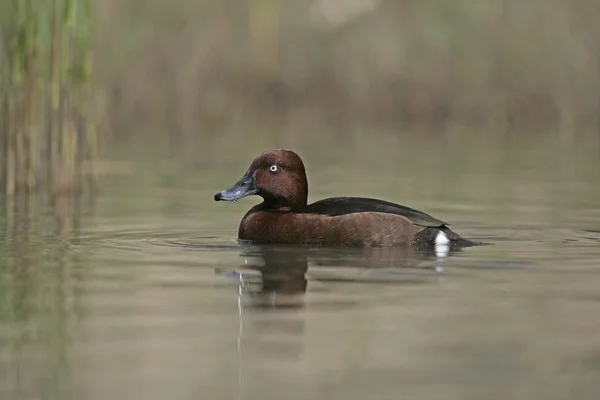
[1,132,600,400]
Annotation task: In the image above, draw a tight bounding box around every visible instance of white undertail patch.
[435,231,450,245]
[435,230,450,258]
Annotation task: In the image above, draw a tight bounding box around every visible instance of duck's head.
[214,149,308,210]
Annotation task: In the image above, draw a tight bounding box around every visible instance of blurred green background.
[1,0,600,195]
[96,0,600,137]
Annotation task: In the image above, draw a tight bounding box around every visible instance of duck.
[214,149,481,248]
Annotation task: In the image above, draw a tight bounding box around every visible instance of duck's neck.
[264,177,308,211]
[264,192,307,211]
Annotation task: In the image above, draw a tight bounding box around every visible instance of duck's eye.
[269,165,278,173]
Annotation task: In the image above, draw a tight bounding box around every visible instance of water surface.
[1,133,600,400]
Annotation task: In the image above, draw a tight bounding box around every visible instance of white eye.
[269,165,278,172]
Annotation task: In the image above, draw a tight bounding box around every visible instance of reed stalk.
[0,0,96,195]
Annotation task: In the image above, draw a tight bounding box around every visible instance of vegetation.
[2,0,600,194]
[97,0,600,141]
[0,0,96,195]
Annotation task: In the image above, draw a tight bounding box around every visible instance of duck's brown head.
[214,149,308,210]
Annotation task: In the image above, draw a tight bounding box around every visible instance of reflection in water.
[226,242,469,310]
[218,243,461,392]
[238,246,309,303]
[0,194,95,400]
[219,242,464,397]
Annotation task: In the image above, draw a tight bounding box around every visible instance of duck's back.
[297,197,448,227]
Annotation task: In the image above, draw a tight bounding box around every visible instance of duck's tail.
[415,226,487,248]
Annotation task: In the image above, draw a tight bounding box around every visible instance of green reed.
[0,0,96,195]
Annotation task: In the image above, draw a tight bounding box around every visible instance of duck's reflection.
[235,245,310,310]
[221,243,467,383]
[228,242,467,309]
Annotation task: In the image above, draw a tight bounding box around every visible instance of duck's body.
[215,149,480,248]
